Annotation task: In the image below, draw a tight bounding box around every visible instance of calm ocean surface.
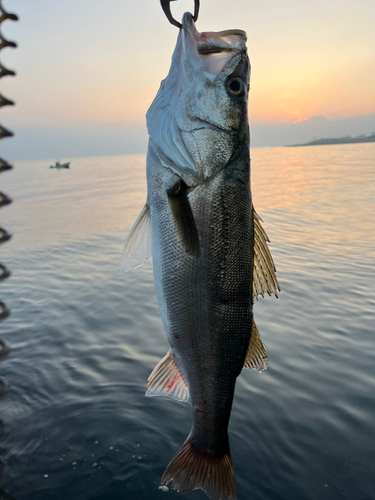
[0,143,374,500]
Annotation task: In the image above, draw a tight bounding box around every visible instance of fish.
[121,11,280,500]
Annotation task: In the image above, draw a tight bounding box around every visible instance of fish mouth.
[182,12,247,55]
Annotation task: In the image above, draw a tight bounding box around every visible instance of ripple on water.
[0,146,374,499]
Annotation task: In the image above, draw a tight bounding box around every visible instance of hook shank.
[160,0,200,28]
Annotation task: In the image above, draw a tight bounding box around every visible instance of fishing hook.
[160,0,200,29]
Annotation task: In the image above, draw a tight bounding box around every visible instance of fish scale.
[121,11,279,500]
[149,152,252,459]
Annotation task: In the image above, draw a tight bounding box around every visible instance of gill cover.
[146,12,249,178]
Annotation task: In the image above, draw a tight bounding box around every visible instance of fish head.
[147,13,250,179]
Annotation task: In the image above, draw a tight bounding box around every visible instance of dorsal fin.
[120,203,152,272]
[253,208,280,299]
[243,319,269,372]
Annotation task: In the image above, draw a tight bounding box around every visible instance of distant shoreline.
[287,134,375,147]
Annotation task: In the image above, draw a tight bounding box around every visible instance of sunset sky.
[1,0,374,158]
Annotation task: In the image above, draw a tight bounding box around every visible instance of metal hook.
[160,0,200,29]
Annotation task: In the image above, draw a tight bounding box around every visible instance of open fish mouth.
[180,12,248,97]
[182,12,247,56]
[197,30,247,54]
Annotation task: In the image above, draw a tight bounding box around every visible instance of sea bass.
[121,12,279,500]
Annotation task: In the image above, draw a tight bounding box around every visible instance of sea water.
[0,143,374,500]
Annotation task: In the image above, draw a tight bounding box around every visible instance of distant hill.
[2,114,375,160]
[287,133,375,147]
[248,114,375,149]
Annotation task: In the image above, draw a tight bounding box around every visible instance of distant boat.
[50,160,70,169]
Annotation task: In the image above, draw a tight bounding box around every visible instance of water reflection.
[0,144,373,499]
[251,143,375,260]
[0,155,147,252]
[2,144,374,259]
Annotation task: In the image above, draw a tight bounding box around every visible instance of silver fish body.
[121,12,279,500]
[148,134,252,452]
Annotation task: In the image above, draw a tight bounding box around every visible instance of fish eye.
[226,77,246,97]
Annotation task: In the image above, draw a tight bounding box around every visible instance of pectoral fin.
[243,319,269,372]
[167,180,200,257]
[120,203,152,272]
[253,208,280,299]
[146,351,190,402]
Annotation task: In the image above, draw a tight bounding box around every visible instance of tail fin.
[161,432,237,500]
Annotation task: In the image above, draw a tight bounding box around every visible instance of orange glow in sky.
[2,0,375,129]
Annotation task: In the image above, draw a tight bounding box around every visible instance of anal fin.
[120,203,152,272]
[146,351,190,402]
[243,319,269,372]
